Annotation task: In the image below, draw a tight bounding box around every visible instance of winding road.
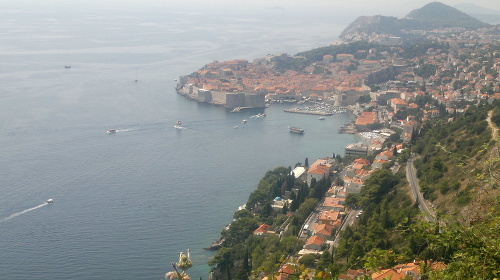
[407,155,435,222]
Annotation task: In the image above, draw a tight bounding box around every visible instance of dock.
[284,109,333,116]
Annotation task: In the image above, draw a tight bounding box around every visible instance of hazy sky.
[1,0,499,18]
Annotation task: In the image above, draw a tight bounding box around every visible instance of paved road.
[331,209,360,249]
[406,155,435,222]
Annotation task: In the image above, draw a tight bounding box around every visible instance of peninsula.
[197,2,500,280]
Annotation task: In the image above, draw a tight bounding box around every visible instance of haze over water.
[0,2,360,279]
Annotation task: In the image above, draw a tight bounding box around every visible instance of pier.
[284,109,333,116]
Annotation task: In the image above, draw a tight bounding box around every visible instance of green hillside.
[411,102,500,221]
[334,102,500,279]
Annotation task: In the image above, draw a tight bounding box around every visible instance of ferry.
[289,126,305,134]
[107,129,117,133]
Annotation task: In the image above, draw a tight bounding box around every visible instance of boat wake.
[0,202,50,223]
[107,129,131,133]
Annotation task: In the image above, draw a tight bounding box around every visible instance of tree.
[166,249,193,280]
[298,254,317,267]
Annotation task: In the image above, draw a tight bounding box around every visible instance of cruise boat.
[107,129,117,133]
[289,126,305,134]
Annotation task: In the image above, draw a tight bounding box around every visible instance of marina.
[284,103,348,116]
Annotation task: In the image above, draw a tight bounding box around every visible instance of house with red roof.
[312,223,334,239]
[318,210,342,226]
[304,235,324,251]
[323,197,345,212]
[389,98,408,111]
[253,224,272,236]
[306,158,332,186]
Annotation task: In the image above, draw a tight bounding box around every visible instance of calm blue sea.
[0,2,359,279]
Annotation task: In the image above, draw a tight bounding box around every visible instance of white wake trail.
[0,203,48,223]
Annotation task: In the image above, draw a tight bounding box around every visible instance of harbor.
[284,103,348,116]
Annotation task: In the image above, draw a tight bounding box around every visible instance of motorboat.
[242,119,247,124]
[234,126,239,129]
[47,199,54,204]
[319,116,326,120]
[289,126,305,134]
[107,129,117,133]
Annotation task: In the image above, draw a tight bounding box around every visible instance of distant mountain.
[339,15,403,38]
[454,3,500,25]
[405,2,490,29]
[454,2,500,15]
[340,2,490,39]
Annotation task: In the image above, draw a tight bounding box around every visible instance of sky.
[1,0,499,18]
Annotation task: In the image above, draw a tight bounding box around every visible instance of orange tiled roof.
[305,235,324,246]
[253,224,271,234]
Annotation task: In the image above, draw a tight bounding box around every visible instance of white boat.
[319,116,326,120]
[47,199,54,204]
[242,119,247,124]
[174,121,183,129]
[234,126,239,129]
[107,129,117,133]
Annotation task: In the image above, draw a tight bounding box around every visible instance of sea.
[0,2,361,279]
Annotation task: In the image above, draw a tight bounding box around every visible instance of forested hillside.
[206,102,499,280]
[335,101,500,279]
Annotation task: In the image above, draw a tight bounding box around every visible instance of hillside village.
[179,23,500,154]
[178,3,500,280]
